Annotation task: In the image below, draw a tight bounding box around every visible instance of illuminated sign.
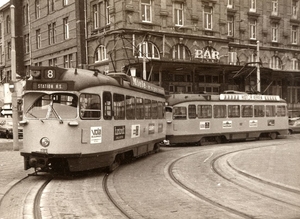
[130,77,165,95]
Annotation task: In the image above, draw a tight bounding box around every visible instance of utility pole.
[11,4,19,151]
[256,40,261,93]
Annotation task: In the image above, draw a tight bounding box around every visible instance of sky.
[0,0,9,7]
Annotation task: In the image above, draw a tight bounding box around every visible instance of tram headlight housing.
[40,137,50,147]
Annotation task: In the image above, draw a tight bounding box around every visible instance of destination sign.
[220,94,281,101]
[33,82,68,90]
[130,77,165,95]
[25,81,75,91]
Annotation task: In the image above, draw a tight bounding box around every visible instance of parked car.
[0,119,23,139]
[288,117,300,134]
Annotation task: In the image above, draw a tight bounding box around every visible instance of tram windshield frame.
[24,92,78,121]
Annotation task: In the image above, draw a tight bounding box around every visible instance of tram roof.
[26,67,165,96]
[166,92,285,106]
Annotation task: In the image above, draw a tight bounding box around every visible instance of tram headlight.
[40,137,50,147]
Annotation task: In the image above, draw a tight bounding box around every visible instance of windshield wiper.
[26,112,44,123]
[47,101,63,124]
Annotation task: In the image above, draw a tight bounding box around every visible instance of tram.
[165,92,288,145]
[20,66,166,172]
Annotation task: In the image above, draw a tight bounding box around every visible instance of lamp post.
[11,4,19,151]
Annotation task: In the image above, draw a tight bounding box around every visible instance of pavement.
[0,137,299,209]
[0,139,31,202]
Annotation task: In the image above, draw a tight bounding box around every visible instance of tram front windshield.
[25,93,78,120]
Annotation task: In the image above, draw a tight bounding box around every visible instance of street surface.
[0,135,300,218]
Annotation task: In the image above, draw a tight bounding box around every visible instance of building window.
[105,0,110,25]
[64,54,73,68]
[249,20,257,39]
[174,2,184,26]
[204,6,213,30]
[171,44,191,60]
[63,17,69,39]
[48,22,56,45]
[95,45,107,62]
[292,58,299,70]
[250,0,256,12]
[271,23,279,42]
[271,55,282,70]
[24,34,30,53]
[137,42,160,59]
[93,4,99,29]
[6,15,10,34]
[48,0,54,13]
[141,0,152,23]
[227,16,234,37]
[63,0,68,6]
[49,58,57,67]
[35,0,40,19]
[272,0,278,15]
[227,0,234,8]
[292,0,298,18]
[292,25,298,44]
[23,4,29,25]
[36,29,41,49]
[92,1,110,29]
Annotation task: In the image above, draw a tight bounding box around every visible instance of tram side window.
[80,94,101,119]
[214,105,226,118]
[136,97,144,119]
[144,99,152,119]
[266,105,276,117]
[126,95,135,120]
[198,105,212,118]
[228,105,240,118]
[188,105,197,119]
[157,101,164,119]
[277,105,287,117]
[103,92,112,120]
[173,106,187,119]
[151,100,157,119]
[113,93,125,120]
[254,105,265,117]
[242,105,253,117]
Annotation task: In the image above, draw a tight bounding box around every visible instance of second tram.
[165,92,288,145]
[20,66,165,172]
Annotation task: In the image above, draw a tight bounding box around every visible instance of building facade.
[1,0,300,116]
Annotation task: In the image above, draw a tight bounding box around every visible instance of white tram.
[20,66,166,172]
[165,92,288,145]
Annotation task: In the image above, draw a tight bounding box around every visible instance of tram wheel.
[106,155,121,173]
[198,137,206,146]
[269,132,278,140]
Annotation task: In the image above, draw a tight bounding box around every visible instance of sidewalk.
[0,139,30,201]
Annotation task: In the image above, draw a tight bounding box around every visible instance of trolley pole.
[11,4,19,151]
[256,40,261,93]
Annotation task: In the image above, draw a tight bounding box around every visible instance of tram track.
[211,147,300,209]
[167,152,253,219]
[102,173,132,219]
[0,173,52,219]
[166,142,300,218]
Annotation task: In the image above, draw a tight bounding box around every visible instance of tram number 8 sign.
[44,69,56,80]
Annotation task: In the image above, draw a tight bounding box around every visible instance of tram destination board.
[26,81,75,91]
